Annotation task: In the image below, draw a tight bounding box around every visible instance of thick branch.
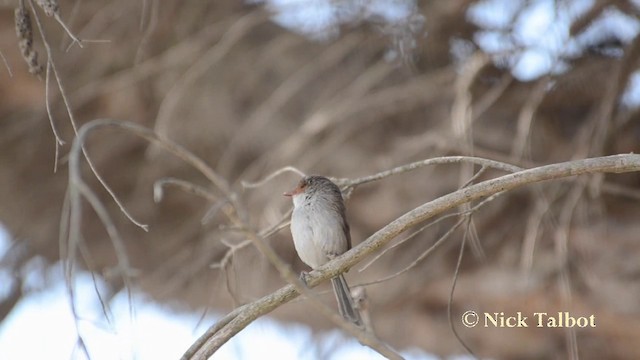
[187,153,640,358]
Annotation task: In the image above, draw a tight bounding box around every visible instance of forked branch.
[184,153,640,359]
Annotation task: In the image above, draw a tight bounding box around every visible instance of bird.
[284,175,363,326]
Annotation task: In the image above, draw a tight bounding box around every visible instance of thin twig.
[360,217,466,286]
[68,119,403,359]
[30,1,150,231]
[511,76,550,159]
[241,166,306,189]
[74,119,236,207]
[0,50,13,77]
[185,154,640,358]
[54,13,82,48]
[133,0,158,63]
[335,156,523,187]
[153,178,218,203]
[519,188,561,275]
[44,58,64,173]
[555,182,585,360]
[447,218,478,358]
[357,169,506,275]
[42,30,66,148]
[203,227,406,360]
[358,211,463,272]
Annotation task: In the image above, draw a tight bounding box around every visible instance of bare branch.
[447,217,477,358]
[30,1,150,230]
[153,177,218,203]
[361,216,465,286]
[67,119,403,359]
[0,50,13,77]
[241,166,306,189]
[511,76,550,159]
[335,156,523,187]
[186,153,640,358]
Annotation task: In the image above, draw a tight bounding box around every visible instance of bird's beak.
[283,186,301,197]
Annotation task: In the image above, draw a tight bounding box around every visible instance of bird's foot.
[299,271,310,286]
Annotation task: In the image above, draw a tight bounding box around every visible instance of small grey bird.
[284,175,363,326]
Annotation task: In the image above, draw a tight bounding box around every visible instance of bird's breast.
[290,203,348,268]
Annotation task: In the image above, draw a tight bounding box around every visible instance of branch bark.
[185,153,640,359]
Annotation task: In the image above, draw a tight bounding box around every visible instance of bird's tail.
[331,274,363,327]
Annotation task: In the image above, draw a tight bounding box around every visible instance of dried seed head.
[15,7,32,51]
[15,6,43,76]
[37,0,59,17]
[26,49,43,75]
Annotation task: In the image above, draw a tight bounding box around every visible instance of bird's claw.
[299,271,310,286]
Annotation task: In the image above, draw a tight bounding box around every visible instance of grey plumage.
[332,274,362,325]
[286,175,363,326]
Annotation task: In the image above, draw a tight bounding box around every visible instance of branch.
[335,156,522,187]
[185,153,640,358]
[66,119,402,358]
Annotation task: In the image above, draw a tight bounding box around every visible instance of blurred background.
[1,0,640,359]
